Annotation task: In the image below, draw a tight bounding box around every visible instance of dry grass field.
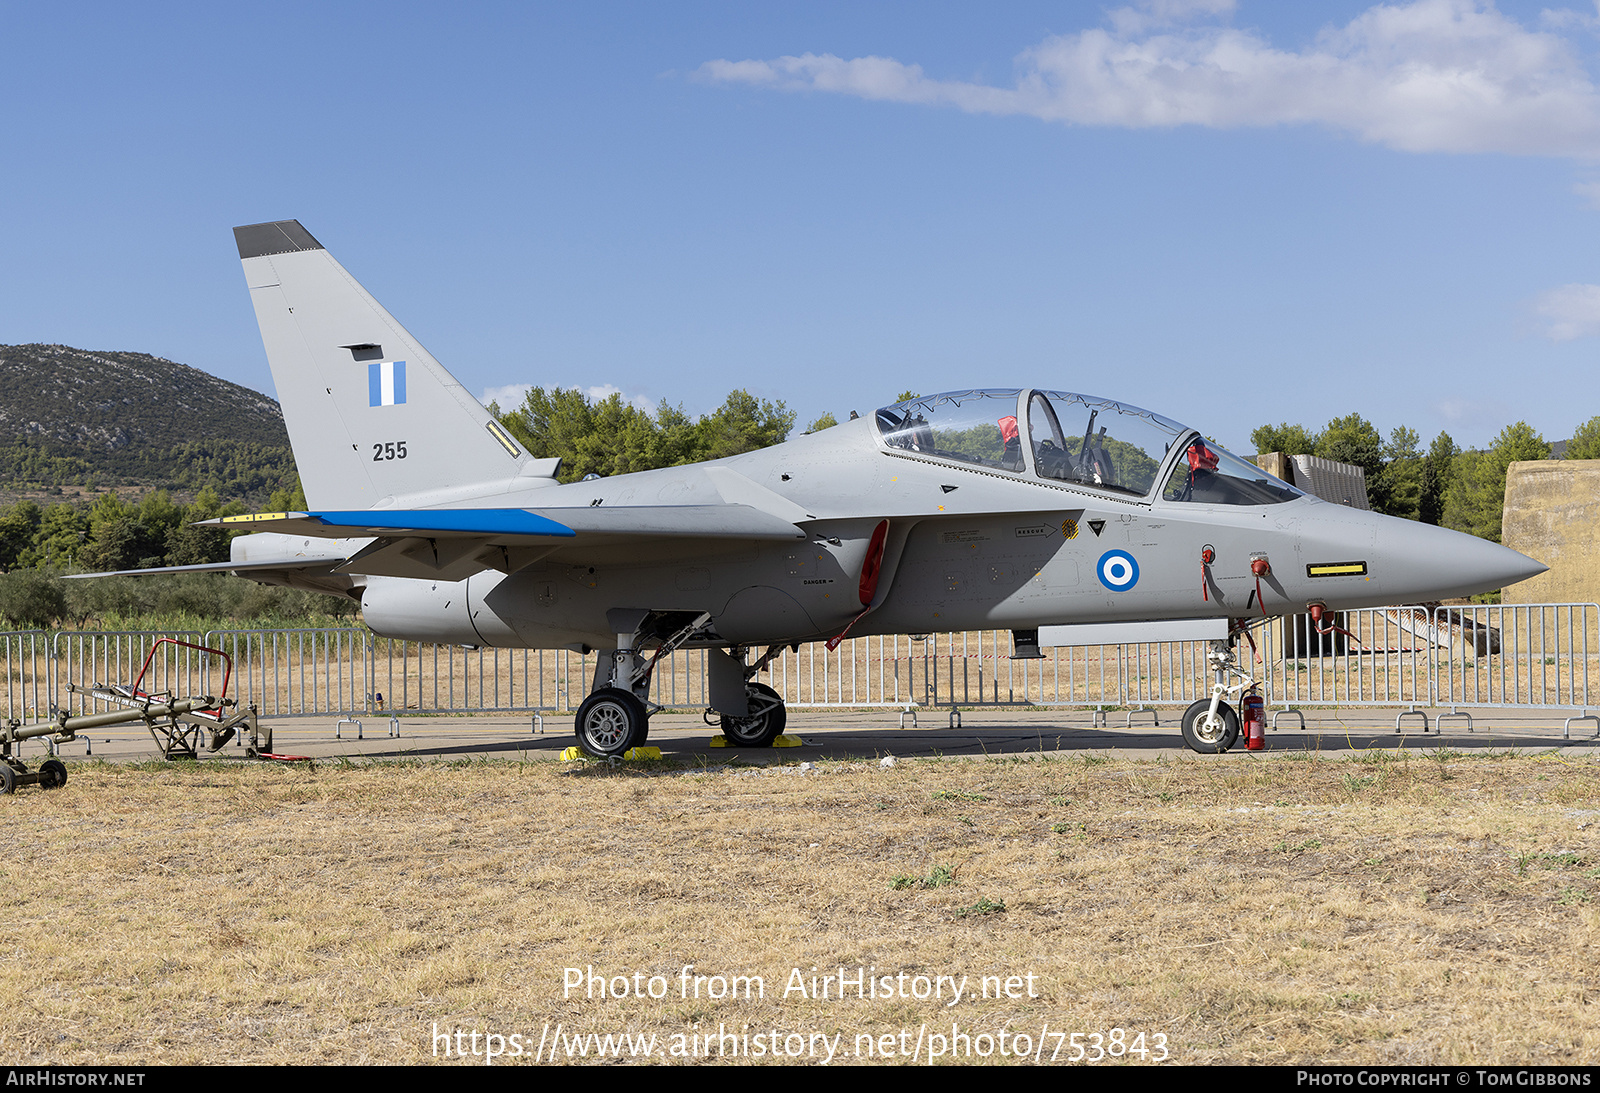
[0,748,1595,1065]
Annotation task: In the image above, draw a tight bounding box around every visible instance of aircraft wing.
[197,505,808,582]
[207,505,804,541]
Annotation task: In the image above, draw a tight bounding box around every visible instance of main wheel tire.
[720,682,787,747]
[1181,699,1239,754]
[38,759,66,790]
[575,688,648,758]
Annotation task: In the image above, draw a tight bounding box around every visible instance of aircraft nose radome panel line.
[74,219,1548,757]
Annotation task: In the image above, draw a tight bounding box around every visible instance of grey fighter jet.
[101,221,1549,755]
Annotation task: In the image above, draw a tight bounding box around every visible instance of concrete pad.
[19,704,1600,767]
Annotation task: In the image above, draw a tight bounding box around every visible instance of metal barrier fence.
[369,639,590,715]
[772,634,922,710]
[1262,604,1600,713]
[51,631,207,713]
[921,604,1600,720]
[1431,604,1596,710]
[0,603,1593,724]
[0,631,49,721]
[1265,608,1434,709]
[207,629,369,717]
[921,630,1216,711]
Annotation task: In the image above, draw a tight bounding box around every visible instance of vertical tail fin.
[234,221,529,510]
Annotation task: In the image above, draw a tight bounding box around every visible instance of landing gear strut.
[573,611,712,759]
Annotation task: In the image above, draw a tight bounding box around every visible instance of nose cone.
[1379,519,1547,602]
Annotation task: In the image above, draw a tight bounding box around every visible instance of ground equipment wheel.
[1181,699,1239,754]
[0,765,16,794]
[575,688,648,758]
[719,682,787,747]
[38,760,66,789]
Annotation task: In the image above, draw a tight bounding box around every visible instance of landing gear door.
[708,648,749,717]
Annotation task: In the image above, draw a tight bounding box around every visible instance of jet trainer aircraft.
[93,220,1548,756]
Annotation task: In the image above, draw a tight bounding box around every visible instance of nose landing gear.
[1181,698,1240,753]
[1180,630,1262,754]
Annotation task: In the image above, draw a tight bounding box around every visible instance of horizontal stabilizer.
[64,558,350,580]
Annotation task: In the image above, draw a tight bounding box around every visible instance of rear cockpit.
[874,388,1303,506]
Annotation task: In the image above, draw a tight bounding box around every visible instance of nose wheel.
[1181,699,1239,753]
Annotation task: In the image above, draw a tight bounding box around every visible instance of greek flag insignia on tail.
[368,360,407,406]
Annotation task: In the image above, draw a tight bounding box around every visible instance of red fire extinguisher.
[1243,692,1266,752]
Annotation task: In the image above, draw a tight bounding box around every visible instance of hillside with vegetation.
[0,344,296,504]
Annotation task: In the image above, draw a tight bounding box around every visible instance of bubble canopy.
[874,389,1302,506]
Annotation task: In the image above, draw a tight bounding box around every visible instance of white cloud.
[584,384,657,413]
[480,382,657,413]
[1534,282,1600,340]
[1431,396,1506,437]
[1539,3,1600,32]
[1573,179,1600,208]
[698,1,1600,158]
[481,383,533,410]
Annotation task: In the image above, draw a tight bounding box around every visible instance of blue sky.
[4,1,1600,454]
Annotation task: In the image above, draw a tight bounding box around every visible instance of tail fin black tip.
[234,220,324,260]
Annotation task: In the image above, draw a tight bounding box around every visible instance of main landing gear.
[575,688,650,758]
[572,609,707,759]
[704,642,791,749]
[570,613,793,758]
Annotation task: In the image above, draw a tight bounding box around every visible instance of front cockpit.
[874,388,1303,506]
